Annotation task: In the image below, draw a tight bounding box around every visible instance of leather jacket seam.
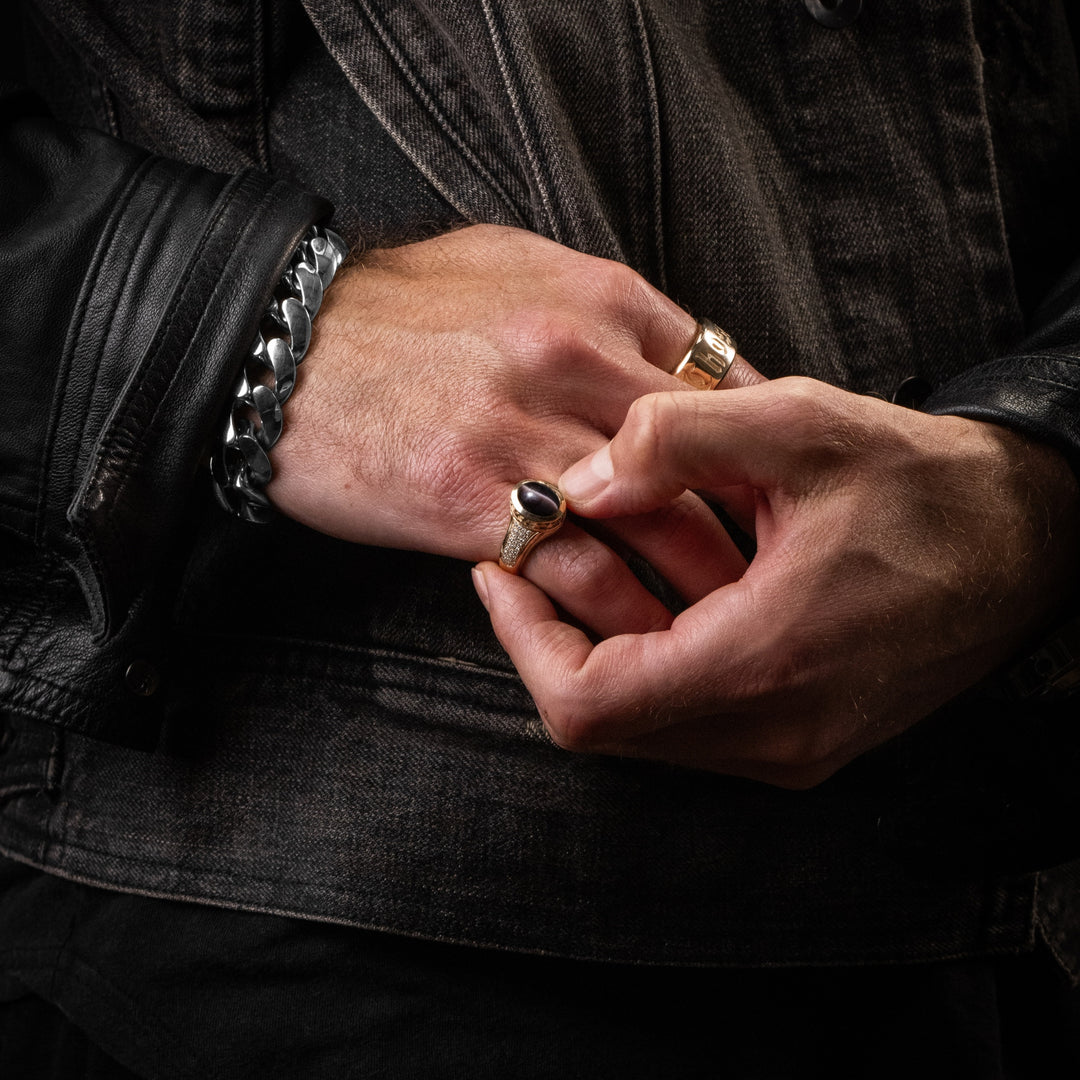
[70,171,268,637]
[68,162,196,535]
[33,152,157,551]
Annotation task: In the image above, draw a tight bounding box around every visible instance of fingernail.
[561,443,614,503]
[471,566,490,610]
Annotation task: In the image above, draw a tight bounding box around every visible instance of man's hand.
[267,224,758,636]
[472,379,1080,788]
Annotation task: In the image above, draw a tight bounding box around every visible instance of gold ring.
[672,318,738,390]
[499,480,567,574]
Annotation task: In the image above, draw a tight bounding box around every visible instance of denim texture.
[3,856,1080,1080]
[2,0,1080,968]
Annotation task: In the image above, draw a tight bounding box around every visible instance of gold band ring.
[672,318,738,390]
[499,480,567,573]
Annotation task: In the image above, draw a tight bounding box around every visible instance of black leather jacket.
[3,0,1080,969]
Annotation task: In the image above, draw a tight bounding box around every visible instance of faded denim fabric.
[3,0,1080,968]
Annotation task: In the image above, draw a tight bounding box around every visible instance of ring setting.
[499,480,567,573]
[672,317,738,390]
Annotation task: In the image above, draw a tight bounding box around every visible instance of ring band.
[672,318,738,390]
[499,480,567,574]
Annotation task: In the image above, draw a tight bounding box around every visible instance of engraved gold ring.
[672,318,738,390]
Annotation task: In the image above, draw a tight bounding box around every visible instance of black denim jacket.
[2,0,1080,969]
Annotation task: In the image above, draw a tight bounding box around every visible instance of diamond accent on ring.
[501,522,533,563]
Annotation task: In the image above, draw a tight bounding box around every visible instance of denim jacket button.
[803,0,863,28]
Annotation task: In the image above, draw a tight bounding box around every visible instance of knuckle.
[405,428,491,514]
[539,686,602,753]
[575,254,641,304]
[770,761,842,791]
[766,378,856,463]
[771,377,827,429]
[497,306,594,376]
[759,723,838,772]
[537,657,630,755]
[624,392,678,458]
[567,257,659,337]
[608,263,653,316]
[500,306,566,357]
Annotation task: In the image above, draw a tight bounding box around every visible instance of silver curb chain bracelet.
[210,225,348,523]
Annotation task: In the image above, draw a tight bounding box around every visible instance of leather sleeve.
[922,255,1080,470]
[917,260,1080,873]
[0,38,330,742]
[0,76,329,639]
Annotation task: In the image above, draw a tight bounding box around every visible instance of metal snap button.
[124,659,160,697]
[803,0,863,29]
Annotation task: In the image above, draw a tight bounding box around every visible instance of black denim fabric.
[2,0,1080,975]
[3,859,1080,1080]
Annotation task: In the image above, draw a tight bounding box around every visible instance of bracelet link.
[210,225,347,523]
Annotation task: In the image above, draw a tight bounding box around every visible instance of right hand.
[268,224,761,635]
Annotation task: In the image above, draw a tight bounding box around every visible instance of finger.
[588,717,846,790]
[473,561,674,746]
[560,382,815,518]
[521,521,675,637]
[543,294,764,439]
[471,560,596,713]
[618,282,765,389]
[475,563,845,788]
[599,490,748,603]
[474,561,747,745]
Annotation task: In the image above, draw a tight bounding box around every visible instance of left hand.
[472,378,1080,788]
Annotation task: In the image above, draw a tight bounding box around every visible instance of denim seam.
[1,640,525,730]
[0,841,1040,968]
[344,0,527,226]
[478,0,560,240]
[186,633,521,681]
[251,0,271,171]
[920,0,1021,351]
[1035,910,1080,984]
[201,670,531,715]
[629,0,666,291]
[35,0,255,171]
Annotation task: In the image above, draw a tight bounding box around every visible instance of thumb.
[560,388,780,518]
